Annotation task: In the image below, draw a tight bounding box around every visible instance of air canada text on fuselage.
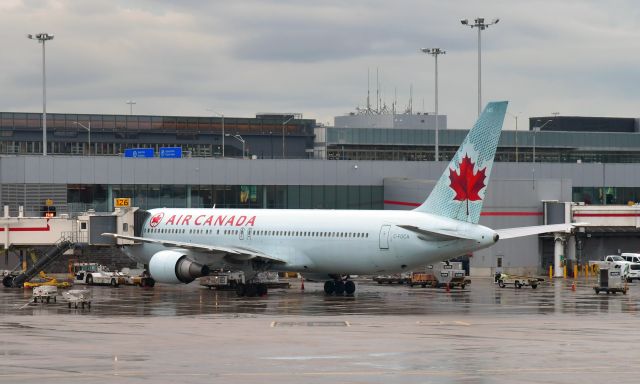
[149,212,257,228]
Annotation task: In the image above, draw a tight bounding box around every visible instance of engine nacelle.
[148,250,210,284]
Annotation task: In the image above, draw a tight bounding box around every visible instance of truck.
[409,271,437,287]
[72,263,126,287]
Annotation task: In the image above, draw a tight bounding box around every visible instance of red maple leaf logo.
[449,154,486,202]
[149,212,164,227]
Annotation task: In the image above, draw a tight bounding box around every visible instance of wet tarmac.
[1,277,639,383]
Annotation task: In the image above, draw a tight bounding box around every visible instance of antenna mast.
[367,68,371,111]
[376,68,380,113]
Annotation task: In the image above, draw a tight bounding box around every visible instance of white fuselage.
[125,208,498,277]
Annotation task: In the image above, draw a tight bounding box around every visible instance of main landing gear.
[324,278,356,296]
[235,283,268,298]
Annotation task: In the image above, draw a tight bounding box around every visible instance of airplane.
[104,101,575,297]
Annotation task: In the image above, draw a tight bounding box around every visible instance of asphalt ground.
[1,277,639,383]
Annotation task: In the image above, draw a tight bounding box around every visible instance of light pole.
[72,121,91,155]
[532,119,552,188]
[282,115,294,159]
[27,33,54,156]
[226,134,245,159]
[126,100,136,115]
[207,109,225,157]
[420,47,445,161]
[461,18,499,116]
[508,112,520,162]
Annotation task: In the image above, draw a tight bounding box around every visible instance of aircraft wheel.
[345,280,356,295]
[498,281,505,288]
[324,280,335,295]
[68,302,71,308]
[235,283,246,297]
[33,297,38,303]
[110,279,118,287]
[334,281,345,295]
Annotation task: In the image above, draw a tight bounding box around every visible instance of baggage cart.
[32,285,57,303]
[63,289,92,309]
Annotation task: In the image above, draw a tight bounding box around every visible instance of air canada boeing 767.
[104,101,575,296]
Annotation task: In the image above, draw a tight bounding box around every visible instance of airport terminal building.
[2,111,640,276]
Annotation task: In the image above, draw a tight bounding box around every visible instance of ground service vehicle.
[373,273,411,285]
[72,263,126,287]
[594,262,629,294]
[497,274,542,289]
[410,271,437,287]
[200,271,245,290]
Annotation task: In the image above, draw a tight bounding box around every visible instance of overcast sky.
[1,0,639,130]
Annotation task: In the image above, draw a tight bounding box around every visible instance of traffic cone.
[571,281,576,291]
[300,277,305,291]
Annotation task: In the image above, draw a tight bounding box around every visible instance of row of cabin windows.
[239,230,369,238]
[144,227,370,239]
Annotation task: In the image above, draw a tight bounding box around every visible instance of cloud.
[1,0,640,129]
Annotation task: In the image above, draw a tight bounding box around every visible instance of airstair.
[2,233,77,288]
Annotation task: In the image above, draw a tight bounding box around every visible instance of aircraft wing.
[495,223,581,240]
[397,225,476,241]
[100,233,287,264]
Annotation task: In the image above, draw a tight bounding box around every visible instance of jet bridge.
[1,205,140,282]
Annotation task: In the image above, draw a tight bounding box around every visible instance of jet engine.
[148,250,210,284]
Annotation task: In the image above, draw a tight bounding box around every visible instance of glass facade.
[326,128,640,163]
[67,184,384,211]
[0,112,314,157]
[572,187,640,205]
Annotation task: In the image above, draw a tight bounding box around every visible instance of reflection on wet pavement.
[1,278,639,383]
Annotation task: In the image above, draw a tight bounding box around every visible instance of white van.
[620,253,640,281]
[621,253,640,263]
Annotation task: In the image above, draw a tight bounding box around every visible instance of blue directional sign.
[124,148,154,158]
[159,147,182,158]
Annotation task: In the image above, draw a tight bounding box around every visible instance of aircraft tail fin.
[414,101,508,224]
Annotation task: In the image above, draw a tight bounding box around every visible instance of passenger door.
[379,225,391,250]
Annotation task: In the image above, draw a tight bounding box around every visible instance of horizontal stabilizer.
[495,223,578,240]
[397,225,475,241]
